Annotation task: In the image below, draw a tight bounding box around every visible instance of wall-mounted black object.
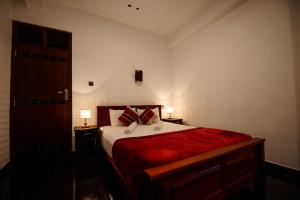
[88,81,94,86]
[135,70,143,82]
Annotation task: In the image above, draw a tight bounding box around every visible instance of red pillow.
[118,107,139,126]
[140,107,158,125]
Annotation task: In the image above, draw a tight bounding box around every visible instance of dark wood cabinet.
[74,126,99,160]
[162,118,183,124]
[11,21,72,160]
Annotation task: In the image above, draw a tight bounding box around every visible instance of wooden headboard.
[97,105,162,127]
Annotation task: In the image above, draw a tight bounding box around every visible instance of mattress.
[100,121,194,157]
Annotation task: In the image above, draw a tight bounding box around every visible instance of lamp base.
[82,119,89,128]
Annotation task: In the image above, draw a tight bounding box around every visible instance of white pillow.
[109,109,124,126]
[137,107,160,124]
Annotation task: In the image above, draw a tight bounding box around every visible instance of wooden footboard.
[139,138,265,200]
[100,137,265,200]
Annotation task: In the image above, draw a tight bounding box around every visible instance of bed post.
[254,142,266,200]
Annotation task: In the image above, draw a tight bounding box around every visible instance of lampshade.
[80,109,91,119]
[165,107,174,114]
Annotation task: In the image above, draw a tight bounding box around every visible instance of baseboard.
[265,161,300,186]
[0,161,11,180]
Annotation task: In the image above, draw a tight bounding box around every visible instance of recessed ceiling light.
[127,4,140,11]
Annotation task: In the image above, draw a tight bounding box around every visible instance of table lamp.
[80,109,91,127]
[165,107,174,119]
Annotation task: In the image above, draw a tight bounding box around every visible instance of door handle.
[57,89,69,101]
[64,88,69,101]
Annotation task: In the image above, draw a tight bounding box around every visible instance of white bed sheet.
[101,121,194,157]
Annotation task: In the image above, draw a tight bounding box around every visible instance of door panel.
[11,21,72,159]
[43,59,69,100]
[15,54,69,101]
[14,105,69,147]
[15,57,50,100]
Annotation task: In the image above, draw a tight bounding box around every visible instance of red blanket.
[112,127,252,193]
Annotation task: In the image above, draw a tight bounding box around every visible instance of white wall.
[170,0,300,170]
[0,0,12,169]
[12,1,172,128]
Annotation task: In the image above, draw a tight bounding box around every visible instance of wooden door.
[11,21,72,160]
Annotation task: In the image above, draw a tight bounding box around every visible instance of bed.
[97,105,265,200]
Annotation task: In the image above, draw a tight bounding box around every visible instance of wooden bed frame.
[97,105,265,200]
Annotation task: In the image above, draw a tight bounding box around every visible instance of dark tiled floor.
[0,154,299,200]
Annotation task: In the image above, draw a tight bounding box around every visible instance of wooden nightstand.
[162,118,183,125]
[74,125,99,160]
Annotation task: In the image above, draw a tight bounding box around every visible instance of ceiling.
[48,0,214,36]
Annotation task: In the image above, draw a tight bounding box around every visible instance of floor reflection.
[0,153,299,200]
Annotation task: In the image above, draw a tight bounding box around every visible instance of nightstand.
[74,125,99,160]
[162,118,183,125]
